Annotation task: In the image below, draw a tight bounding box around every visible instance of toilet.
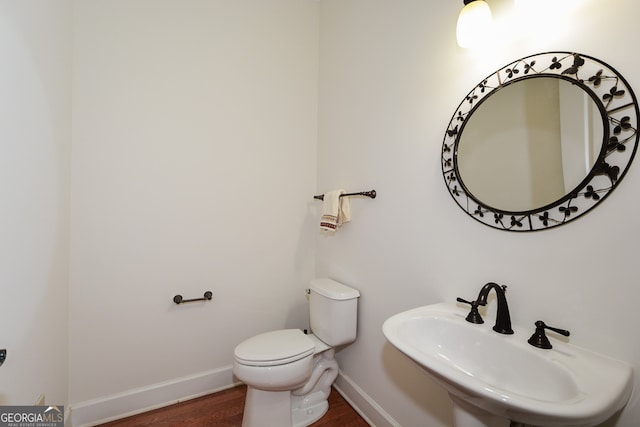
[233,278,360,427]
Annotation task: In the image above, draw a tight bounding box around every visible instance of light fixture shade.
[456,0,492,48]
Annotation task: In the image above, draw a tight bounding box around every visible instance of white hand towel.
[320,189,351,231]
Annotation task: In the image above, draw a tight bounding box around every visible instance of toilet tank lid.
[310,278,360,300]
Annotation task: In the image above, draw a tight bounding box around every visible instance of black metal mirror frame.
[442,51,639,231]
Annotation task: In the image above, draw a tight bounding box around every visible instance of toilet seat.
[234,329,315,367]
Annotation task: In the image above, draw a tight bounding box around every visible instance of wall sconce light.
[456,0,493,48]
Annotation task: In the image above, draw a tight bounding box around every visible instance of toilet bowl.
[234,330,335,427]
[233,329,315,391]
[233,278,360,427]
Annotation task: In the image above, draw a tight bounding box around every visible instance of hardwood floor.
[97,385,369,427]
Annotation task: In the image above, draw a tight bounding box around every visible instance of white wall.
[5,1,640,426]
[0,1,72,406]
[69,0,319,409]
[317,0,640,426]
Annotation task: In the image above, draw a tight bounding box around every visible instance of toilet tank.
[309,278,360,346]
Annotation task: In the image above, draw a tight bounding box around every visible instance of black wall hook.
[173,291,213,305]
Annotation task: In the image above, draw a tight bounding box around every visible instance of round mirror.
[442,52,639,231]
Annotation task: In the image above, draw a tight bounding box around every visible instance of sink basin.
[382,303,633,427]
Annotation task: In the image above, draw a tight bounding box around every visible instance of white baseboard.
[334,371,399,427]
[67,366,395,427]
[68,366,239,427]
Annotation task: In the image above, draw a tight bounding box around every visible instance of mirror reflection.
[457,77,603,212]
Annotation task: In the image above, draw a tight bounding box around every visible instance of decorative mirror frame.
[442,51,639,231]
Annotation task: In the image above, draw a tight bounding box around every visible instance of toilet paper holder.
[173,291,213,305]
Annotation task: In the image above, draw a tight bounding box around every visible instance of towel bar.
[173,291,213,305]
[314,189,376,201]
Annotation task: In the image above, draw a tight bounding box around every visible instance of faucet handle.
[542,321,570,337]
[528,320,570,349]
[456,297,484,324]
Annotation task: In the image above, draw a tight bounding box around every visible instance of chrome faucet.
[476,282,513,335]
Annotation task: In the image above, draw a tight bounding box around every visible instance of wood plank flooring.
[97,385,369,427]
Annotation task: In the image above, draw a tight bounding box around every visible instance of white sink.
[382,303,634,427]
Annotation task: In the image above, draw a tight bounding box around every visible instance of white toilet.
[233,278,360,427]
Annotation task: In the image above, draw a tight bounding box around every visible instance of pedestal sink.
[382,303,633,427]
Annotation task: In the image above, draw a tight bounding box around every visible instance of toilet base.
[241,387,291,427]
[240,386,330,427]
[292,399,328,427]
